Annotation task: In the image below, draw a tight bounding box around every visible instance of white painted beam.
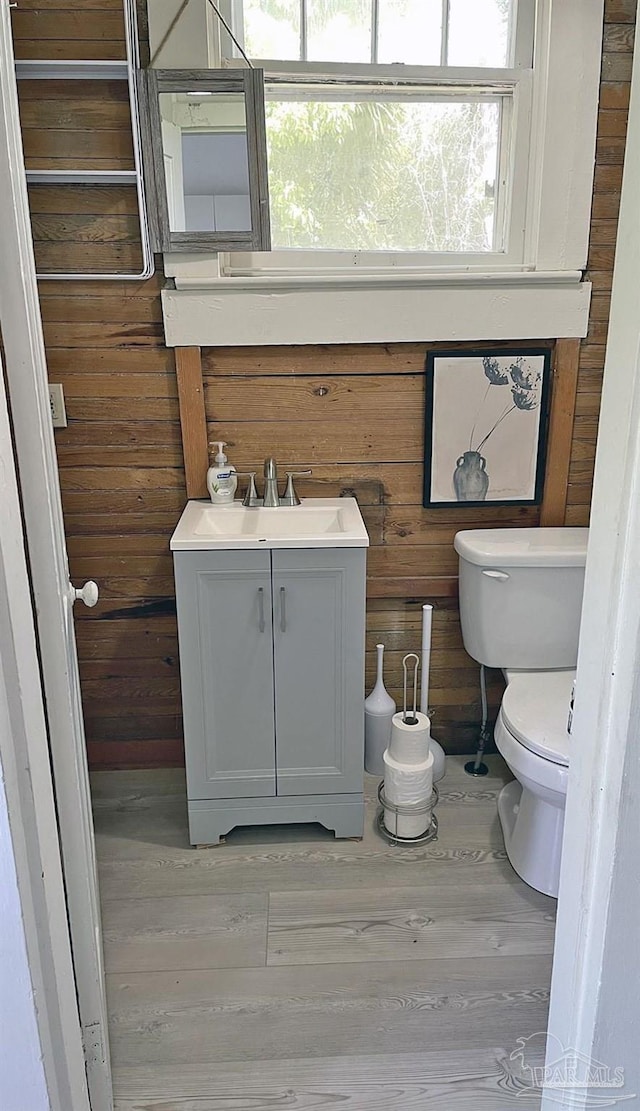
[162,279,591,347]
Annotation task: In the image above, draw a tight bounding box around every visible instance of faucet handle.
[236,472,259,507]
[282,469,313,506]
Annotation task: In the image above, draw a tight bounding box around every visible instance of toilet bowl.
[494,669,573,898]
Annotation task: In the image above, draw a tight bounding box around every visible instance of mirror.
[159,92,250,234]
[143,70,271,253]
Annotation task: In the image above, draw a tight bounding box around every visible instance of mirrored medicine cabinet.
[141,68,271,253]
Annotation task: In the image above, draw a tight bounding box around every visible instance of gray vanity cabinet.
[173,546,366,844]
[272,548,365,797]
[174,550,276,800]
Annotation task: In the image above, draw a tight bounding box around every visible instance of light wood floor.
[93,756,555,1110]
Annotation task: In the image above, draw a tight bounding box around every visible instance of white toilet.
[454,527,589,898]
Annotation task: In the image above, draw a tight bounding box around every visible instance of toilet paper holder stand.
[402,652,420,724]
[376,780,439,846]
[377,651,439,845]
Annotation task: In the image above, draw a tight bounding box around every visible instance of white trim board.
[543,16,640,1111]
[0,2,111,1107]
[0,749,49,1111]
[162,279,591,346]
[0,755,49,1111]
[0,467,53,1111]
[0,347,88,1111]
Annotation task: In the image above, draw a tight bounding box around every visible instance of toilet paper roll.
[383,803,432,840]
[383,748,434,804]
[388,711,431,765]
[383,747,434,839]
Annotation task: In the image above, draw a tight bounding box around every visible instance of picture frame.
[423,347,553,508]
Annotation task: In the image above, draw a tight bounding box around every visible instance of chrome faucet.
[263,457,280,507]
[281,469,313,506]
[238,459,312,507]
[235,472,259,507]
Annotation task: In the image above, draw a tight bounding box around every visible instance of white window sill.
[161,271,591,347]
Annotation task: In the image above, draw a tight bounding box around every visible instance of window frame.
[161,0,603,347]
[222,0,536,71]
[216,0,535,274]
[220,66,531,273]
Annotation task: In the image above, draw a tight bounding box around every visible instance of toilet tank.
[454,528,588,669]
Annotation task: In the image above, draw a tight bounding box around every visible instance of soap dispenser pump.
[207,442,237,505]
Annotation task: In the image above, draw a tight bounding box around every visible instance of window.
[160,1,601,347]
[240,0,515,68]
[218,0,535,272]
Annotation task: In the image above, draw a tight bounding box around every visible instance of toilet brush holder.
[364,643,396,776]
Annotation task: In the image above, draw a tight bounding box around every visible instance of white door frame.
[0,1,111,1107]
[542,24,640,1110]
[0,367,89,1110]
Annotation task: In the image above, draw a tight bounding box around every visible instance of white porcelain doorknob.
[73,580,99,607]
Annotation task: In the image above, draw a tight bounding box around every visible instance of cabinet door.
[272,548,366,796]
[174,550,276,800]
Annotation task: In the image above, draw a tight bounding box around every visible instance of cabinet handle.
[280,586,286,632]
[257,587,265,632]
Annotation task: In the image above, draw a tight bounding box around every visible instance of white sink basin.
[170,498,369,550]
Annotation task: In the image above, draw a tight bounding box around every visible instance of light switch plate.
[48,383,67,428]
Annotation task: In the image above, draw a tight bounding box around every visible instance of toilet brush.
[421,604,446,781]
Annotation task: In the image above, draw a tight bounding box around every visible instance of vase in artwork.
[453,451,489,501]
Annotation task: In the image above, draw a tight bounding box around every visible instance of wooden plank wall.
[200,342,543,742]
[569,1,637,522]
[11,0,635,768]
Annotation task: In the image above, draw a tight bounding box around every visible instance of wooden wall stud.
[540,338,582,526]
[175,346,209,499]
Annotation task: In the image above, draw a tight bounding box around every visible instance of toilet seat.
[501,669,574,766]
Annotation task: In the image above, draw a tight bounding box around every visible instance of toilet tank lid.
[454,528,588,568]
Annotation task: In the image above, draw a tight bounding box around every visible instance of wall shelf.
[25,170,138,186]
[14,60,129,81]
[13,0,152,281]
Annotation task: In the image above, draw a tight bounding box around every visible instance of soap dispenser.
[207,442,237,505]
